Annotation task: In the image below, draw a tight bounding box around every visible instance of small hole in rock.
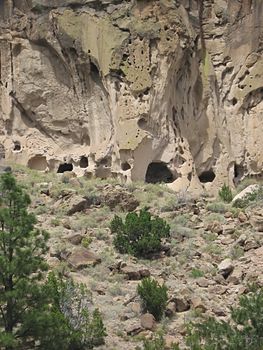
[13,141,21,151]
[79,156,89,168]
[121,162,131,171]
[138,118,147,129]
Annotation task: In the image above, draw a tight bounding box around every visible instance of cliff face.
[0,0,262,193]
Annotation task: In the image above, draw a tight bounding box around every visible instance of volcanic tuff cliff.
[0,0,262,193]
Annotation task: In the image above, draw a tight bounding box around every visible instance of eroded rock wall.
[0,0,262,193]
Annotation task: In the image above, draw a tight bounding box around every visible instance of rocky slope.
[13,166,263,349]
[0,0,262,194]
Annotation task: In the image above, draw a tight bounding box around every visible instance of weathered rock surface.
[218,258,234,278]
[140,313,156,330]
[250,208,263,232]
[0,0,262,193]
[65,247,101,269]
[232,185,260,203]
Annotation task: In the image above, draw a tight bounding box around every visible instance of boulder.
[244,237,260,251]
[196,277,209,288]
[205,221,223,234]
[232,185,260,203]
[125,321,142,336]
[218,258,234,278]
[140,313,156,330]
[227,267,243,284]
[222,223,236,235]
[66,247,101,269]
[102,186,139,211]
[164,335,179,348]
[121,264,150,280]
[173,296,190,312]
[66,195,90,215]
[165,302,176,317]
[238,211,247,223]
[191,297,207,313]
[66,232,84,245]
[250,208,263,232]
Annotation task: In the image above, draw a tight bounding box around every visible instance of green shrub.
[111,208,170,258]
[137,334,179,350]
[219,183,233,203]
[137,277,168,321]
[45,273,107,349]
[187,288,263,350]
[82,236,93,248]
[206,201,227,213]
[190,268,204,278]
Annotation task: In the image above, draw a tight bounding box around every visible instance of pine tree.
[0,173,49,348]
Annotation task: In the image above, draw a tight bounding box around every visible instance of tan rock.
[173,296,190,312]
[218,259,234,278]
[66,247,101,269]
[121,264,150,280]
[227,267,244,285]
[66,232,84,245]
[205,221,223,234]
[66,195,90,216]
[140,313,156,330]
[164,335,179,349]
[238,212,248,223]
[166,302,176,317]
[232,185,260,204]
[196,277,209,288]
[191,297,207,313]
[125,321,142,336]
[0,1,262,194]
[250,209,263,232]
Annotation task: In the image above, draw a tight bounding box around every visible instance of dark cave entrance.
[233,163,244,185]
[121,162,131,171]
[79,156,89,168]
[198,169,216,183]
[145,162,174,184]
[57,163,73,173]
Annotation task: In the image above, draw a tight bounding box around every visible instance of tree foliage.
[111,208,170,257]
[0,173,106,349]
[187,287,263,350]
[0,173,49,348]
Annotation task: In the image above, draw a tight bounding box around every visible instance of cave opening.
[28,156,48,171]
[121,162,131,171]
[233,163,244,185]
[57,163,73,173]
[145,162,174,184]
[198,169,216,183]
[79,156,89,168]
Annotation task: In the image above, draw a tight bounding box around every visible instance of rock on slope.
[0,0,262,193]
